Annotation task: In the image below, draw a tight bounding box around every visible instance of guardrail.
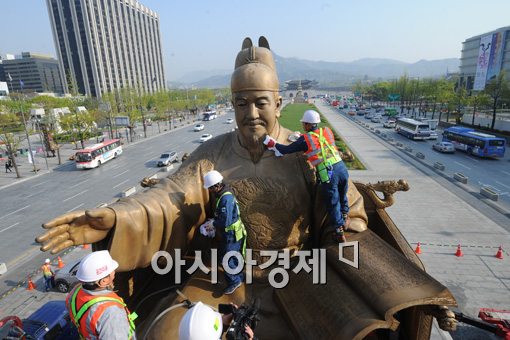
[404,146,413,153]
[480,186,499,201]
[160,164,174,172]
[415,152,425,159]
[121,186,136,197]
[433,162,445,171]
[0,262,7,275]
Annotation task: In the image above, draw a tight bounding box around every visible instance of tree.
[0,109,24,178]
[483,71,510,129]
[60,100,96,149]
[468,92,490,126]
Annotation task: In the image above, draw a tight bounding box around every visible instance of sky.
[1,0,510,81]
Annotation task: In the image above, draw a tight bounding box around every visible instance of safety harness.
[69,285,137,339]
[305,128,341,183]
[216,191,247,257]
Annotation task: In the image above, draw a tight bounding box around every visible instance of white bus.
[395,118,431,140]
[75,139,122,169]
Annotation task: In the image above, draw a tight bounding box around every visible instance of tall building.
[459,26,510,92]
[46,0,165,97]
[0,52,64,94]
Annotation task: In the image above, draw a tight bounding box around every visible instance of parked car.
[226,118,234,124]
[199,134,213,143]
[157,151,178,167]
[53,260,80,293]
[194,124,205,131]
[383,120,396,128]
[432,142,455,153]
[348,111,356,116]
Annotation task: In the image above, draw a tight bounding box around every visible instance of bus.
[202,111,217,121]
[395,118,431,140]
[75,139,122,169]
[442,127,506,158]
[384,108,398,117]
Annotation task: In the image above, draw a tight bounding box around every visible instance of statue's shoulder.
[278,125,302,144]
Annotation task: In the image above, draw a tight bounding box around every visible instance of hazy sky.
[1,0,510,81]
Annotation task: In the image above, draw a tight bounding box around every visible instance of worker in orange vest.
[41,258,55,292]
[66,250,137,339]
[264,110,349,242]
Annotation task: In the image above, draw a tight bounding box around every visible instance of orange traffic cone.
[414,242,422,254]
[495,246,504,260]
[27,277,36,290]
[57,256,64,268]
[82,244,90,250]
[455,244,463,257]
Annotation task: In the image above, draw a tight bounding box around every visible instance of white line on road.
[0,222,20,233]
[454,161,471,170]
[66,203,85,212]
[468,157,480,163]
[26,190,44,198]
[63,190,88,202]
[2,205,30,219]
[145,158,154,163]
[113,170,129,178]
[70,179,89,188]
[32,180,49,187]
[409,140,417,144]
[501,170,510,176]
[496,181,510,190]
[113,179,130,189]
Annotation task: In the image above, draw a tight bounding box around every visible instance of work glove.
[199,219,215,238]
[263,135,276,148]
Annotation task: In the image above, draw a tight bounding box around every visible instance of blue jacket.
[212,185,240,230]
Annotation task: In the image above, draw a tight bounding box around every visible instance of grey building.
[459,26,510,92]
[0,52,64,94]
[46,0,165,97]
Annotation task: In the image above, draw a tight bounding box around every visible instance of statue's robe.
[96,124,455,339]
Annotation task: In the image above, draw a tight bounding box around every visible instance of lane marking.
[70,179,89,188]
[468,157,480,163]
[454,161,471,170]
[145,158,154,163]
[113,179,130,189]
[113,170,129,178]
[63,190,88,202]
[496,181,510,190]
[66,203,84,212]
[0,222,20,233]
[26,190,44,198]
[501,170,510,176]
[32,180,49,187]
[2,205,30,219]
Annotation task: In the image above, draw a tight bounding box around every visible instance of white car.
[432,142,455,153]
[157,151,178,166]
[199,134,213,143]
[226,118,234,124]
[194,124,205,132]
[383,120,396,128]
[371,115,382,123]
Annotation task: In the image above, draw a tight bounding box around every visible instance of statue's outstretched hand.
[36,208,115,254]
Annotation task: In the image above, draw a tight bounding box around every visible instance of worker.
[41,258,55,292]
[264,109,349,242]
[66,250,137,339]
[179,301,254,340]
[202,170,247,295]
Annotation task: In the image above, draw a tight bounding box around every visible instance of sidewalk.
[316,101,509,338]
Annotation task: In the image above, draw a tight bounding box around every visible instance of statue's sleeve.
[103,157,216,271]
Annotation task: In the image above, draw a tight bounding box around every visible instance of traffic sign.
[388,94,400,101]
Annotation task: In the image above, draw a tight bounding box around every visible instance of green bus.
[384,108,398,117]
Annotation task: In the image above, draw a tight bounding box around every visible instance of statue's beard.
[244,134,266,163]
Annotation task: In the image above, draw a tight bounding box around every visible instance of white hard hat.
[203,170,223,189]
[45,258,50,264]
[179,302,223,340]
[300,110,321,124]
[76,250,119,283]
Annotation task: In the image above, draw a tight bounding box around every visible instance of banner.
[473,34,493,91]
[486,31,507,82]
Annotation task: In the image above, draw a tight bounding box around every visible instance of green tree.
[0,107,25,177]
[483,71,510,129]
[468,92,490,126]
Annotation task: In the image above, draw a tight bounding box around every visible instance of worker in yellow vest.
[41,258,55,292]
[202,170,247,295]
[264,110,349,243]
[66,250,137,339]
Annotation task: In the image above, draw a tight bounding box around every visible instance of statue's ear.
[242,38,253,49]
[258,36,270,50]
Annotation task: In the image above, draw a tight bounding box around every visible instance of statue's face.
[233,90,282,140]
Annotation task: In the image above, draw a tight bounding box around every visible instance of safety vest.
[67,285,137,339]
[303,127,342,170]
[41,264,53,278]
[215,191,247,257]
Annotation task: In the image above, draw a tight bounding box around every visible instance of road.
[0,112,236,295]
[341,108,510,209]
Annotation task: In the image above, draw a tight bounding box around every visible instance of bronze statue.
[37,37,456,339]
